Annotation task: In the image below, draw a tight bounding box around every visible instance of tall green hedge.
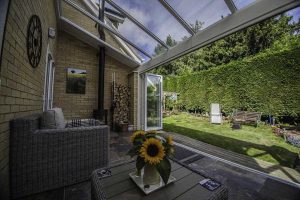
[164,47,300,117]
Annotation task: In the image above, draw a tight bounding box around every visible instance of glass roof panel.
[111,35,151,62]
[111,17,167,57]
[62,0,152,62]
[165,0,231,32]
[233,0,256,10]
[111,0,191,46]
[88,0,165,57]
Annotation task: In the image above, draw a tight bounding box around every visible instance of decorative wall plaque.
[27,15,42,68]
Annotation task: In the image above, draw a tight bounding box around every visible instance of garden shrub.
[164,47,300,119]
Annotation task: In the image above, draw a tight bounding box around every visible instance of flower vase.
[143,164,160,185]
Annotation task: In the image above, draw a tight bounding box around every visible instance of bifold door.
[144,73,163,130]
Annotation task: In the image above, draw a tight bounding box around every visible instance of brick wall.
[53,31,132,121]
[0,0,57,199]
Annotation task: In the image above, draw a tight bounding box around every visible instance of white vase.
[143,164,160,185]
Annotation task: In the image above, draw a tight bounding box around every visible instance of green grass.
[163,112,300,168]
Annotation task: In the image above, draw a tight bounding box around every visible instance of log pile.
[113,84,130,125]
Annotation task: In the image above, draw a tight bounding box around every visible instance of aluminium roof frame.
[82,0,144,63]
[63,0,152,58]
[105,0,169,49]
[57,0,300,73]
[224,0,237,13]
[137,0,300,73]
[158,0,195,35]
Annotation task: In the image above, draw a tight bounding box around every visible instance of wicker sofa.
[10,114,110,199]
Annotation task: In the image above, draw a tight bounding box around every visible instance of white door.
[43,54,55,111]
[145,73,163,130]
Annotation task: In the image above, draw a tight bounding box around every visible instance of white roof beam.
[158,0,195,35]
[137,0,300,73]
[224,0,237,13]
[63,0,152,58]
[106,0,169,49]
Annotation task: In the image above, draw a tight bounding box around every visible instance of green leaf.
[127,148,138,157]
[136,156,145,171]
[156,158,171,185]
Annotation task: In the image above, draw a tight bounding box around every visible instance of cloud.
[112,0,190,55]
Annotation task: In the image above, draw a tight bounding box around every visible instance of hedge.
[164,47,300,117]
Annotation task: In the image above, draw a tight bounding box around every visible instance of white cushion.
[42,108,66,129]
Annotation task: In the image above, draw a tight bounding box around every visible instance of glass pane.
[117,38,151,63]
[61,1,142,62]
[146,74,162,129]
[233,0,256,10]
[166,0,231,31]
[112,17,167,57]
[112,0,191,47]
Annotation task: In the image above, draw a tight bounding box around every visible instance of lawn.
[163,112,300,168]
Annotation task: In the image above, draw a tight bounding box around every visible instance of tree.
[151,14,300,76]
[191,20,204,32]
[154,34,177,56]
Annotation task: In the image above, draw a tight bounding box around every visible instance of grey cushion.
[42,108,66,129]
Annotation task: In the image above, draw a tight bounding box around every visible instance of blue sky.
[104,1,300,59]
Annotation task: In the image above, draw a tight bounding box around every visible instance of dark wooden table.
[91,161,228,200]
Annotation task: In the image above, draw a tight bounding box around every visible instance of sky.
[102,0,300,60]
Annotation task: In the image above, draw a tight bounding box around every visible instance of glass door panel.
[145,74,162,130]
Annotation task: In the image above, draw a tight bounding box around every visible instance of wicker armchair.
[10,114,110,199]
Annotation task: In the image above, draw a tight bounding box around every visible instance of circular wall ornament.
[27,15,42,68]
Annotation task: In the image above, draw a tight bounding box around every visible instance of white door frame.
[143,73,163,131]
[43,45,55,111]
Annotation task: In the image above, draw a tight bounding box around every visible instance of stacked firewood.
[113,84,130,124]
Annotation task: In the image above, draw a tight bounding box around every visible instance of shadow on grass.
[164,123,300,182]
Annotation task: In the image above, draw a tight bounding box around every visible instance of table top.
[92,161,228,200]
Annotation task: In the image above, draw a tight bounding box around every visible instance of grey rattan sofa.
[10,114,110,199]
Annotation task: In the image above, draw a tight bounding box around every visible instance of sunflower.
[130,130,145,143]
[140,138,165,165]
[166,135,174,146]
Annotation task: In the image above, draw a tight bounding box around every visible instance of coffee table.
[91,161,228,200]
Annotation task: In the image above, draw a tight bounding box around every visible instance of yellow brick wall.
[0,0,57,199]
[53,31,132,120]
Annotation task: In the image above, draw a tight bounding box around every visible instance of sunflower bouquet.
[128,130,174,185]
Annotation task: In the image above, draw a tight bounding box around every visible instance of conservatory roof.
[56,0,300,72]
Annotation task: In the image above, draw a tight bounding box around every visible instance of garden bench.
[232,111,262,127]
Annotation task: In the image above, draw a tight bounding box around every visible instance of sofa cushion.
[42,108,65,129]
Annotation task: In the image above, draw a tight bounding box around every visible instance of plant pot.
[143,164,160,185]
